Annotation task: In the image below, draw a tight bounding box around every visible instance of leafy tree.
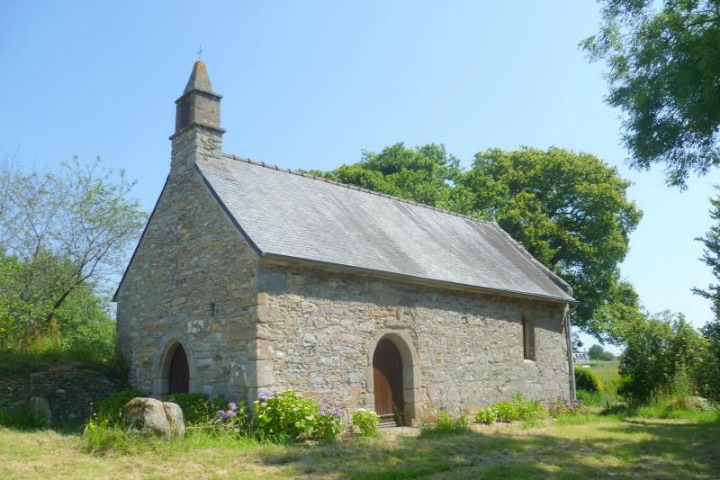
[618,311,705,404]
[0,157,145,349]
[583,0,720,188]
[314,143,475,214]
[465,148,643,338]
[693,186,720,316]
[322,144,642,340]
[591,277,646,344]
[601,350,616,361]
[693,186,720,400]
[698,319,720,401]
[586,344,616,361]
[588,344,605,360]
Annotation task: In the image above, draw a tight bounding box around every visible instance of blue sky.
[1,1,716,349]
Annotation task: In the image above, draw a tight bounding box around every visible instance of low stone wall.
[0,368,123,429]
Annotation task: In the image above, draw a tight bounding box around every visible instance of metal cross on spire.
[197,44,203,61]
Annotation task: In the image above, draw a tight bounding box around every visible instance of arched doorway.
[167,343,189,394]
[373,338,404,426]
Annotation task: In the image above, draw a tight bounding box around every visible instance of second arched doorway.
[373,338,404,426]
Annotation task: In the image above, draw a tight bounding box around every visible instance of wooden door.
[168,344,189,394]
[373,338,404,426]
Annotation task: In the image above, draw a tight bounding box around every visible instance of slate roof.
[196,155,574,303]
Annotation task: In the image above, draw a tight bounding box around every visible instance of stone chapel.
[114,61,575,426]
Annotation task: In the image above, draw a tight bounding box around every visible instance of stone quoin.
[114,61,575,426]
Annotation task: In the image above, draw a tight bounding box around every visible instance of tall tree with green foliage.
[316,143,474,214]
[693,186,720,400]
[321,144,642,340]
[583,0,720,188]
[0,157,145,350]
[465,147,642,339]
[588,344,605,360]
[693,186,720,315]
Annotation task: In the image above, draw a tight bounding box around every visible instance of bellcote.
[172,61,226,137]
[170,61,225,175]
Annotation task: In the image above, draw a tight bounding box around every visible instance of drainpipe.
[565,303,577,401]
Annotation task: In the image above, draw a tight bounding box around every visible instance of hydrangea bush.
[549,396,585,417]
[251,390,343,442]
[215,401,248,432]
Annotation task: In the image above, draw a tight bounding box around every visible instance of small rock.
[29,397,51,428]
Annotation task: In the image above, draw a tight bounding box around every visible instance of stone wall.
[255,262,570,425]
[0,368,121,429]
[115,161,259,401]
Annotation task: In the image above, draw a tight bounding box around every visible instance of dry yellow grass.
[1,413,718,480]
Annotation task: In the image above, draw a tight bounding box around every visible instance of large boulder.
[163,401,186,438]
[123,397,185,440]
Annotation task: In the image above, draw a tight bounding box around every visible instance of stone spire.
[173,61,225,136]
[183,60,214,95]
[170,61,226,175]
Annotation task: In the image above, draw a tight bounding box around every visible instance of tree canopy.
[583,0,720,188]
[0,156,145,353]
[466,148,642,338]
[693,186,720,317]
[314,143,473,213]
[693,187,720,399]
[320,143,642,340]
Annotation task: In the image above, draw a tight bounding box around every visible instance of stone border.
[153,330,197,397]
[366,329,422,427]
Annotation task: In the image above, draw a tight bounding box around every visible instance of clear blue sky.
[1,1,716,350]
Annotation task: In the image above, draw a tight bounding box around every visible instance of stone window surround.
[522,310,536,362]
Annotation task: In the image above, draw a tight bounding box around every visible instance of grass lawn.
[1,412,719,480]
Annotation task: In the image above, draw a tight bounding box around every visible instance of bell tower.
[170,61,226,175]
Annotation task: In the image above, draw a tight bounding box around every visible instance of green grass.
[1,411,719,479]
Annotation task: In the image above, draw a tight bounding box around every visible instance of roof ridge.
[221,153,492,225]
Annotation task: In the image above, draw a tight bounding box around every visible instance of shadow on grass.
[259,415,720,479]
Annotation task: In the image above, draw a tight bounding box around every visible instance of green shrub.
[490,394,548,423]
[251,390,343,442]
[494,400,519,422]
[167,393,227,426]
[0,405,47,430]
[352,409,380,437]
[421,410,471,436]
[576,389,615,407]
[574,367,604,393]
[474,406,499,425]
[618,311,703,405]
[92,389,145,426]
[513,394,547,421]
[84,415,149,454]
